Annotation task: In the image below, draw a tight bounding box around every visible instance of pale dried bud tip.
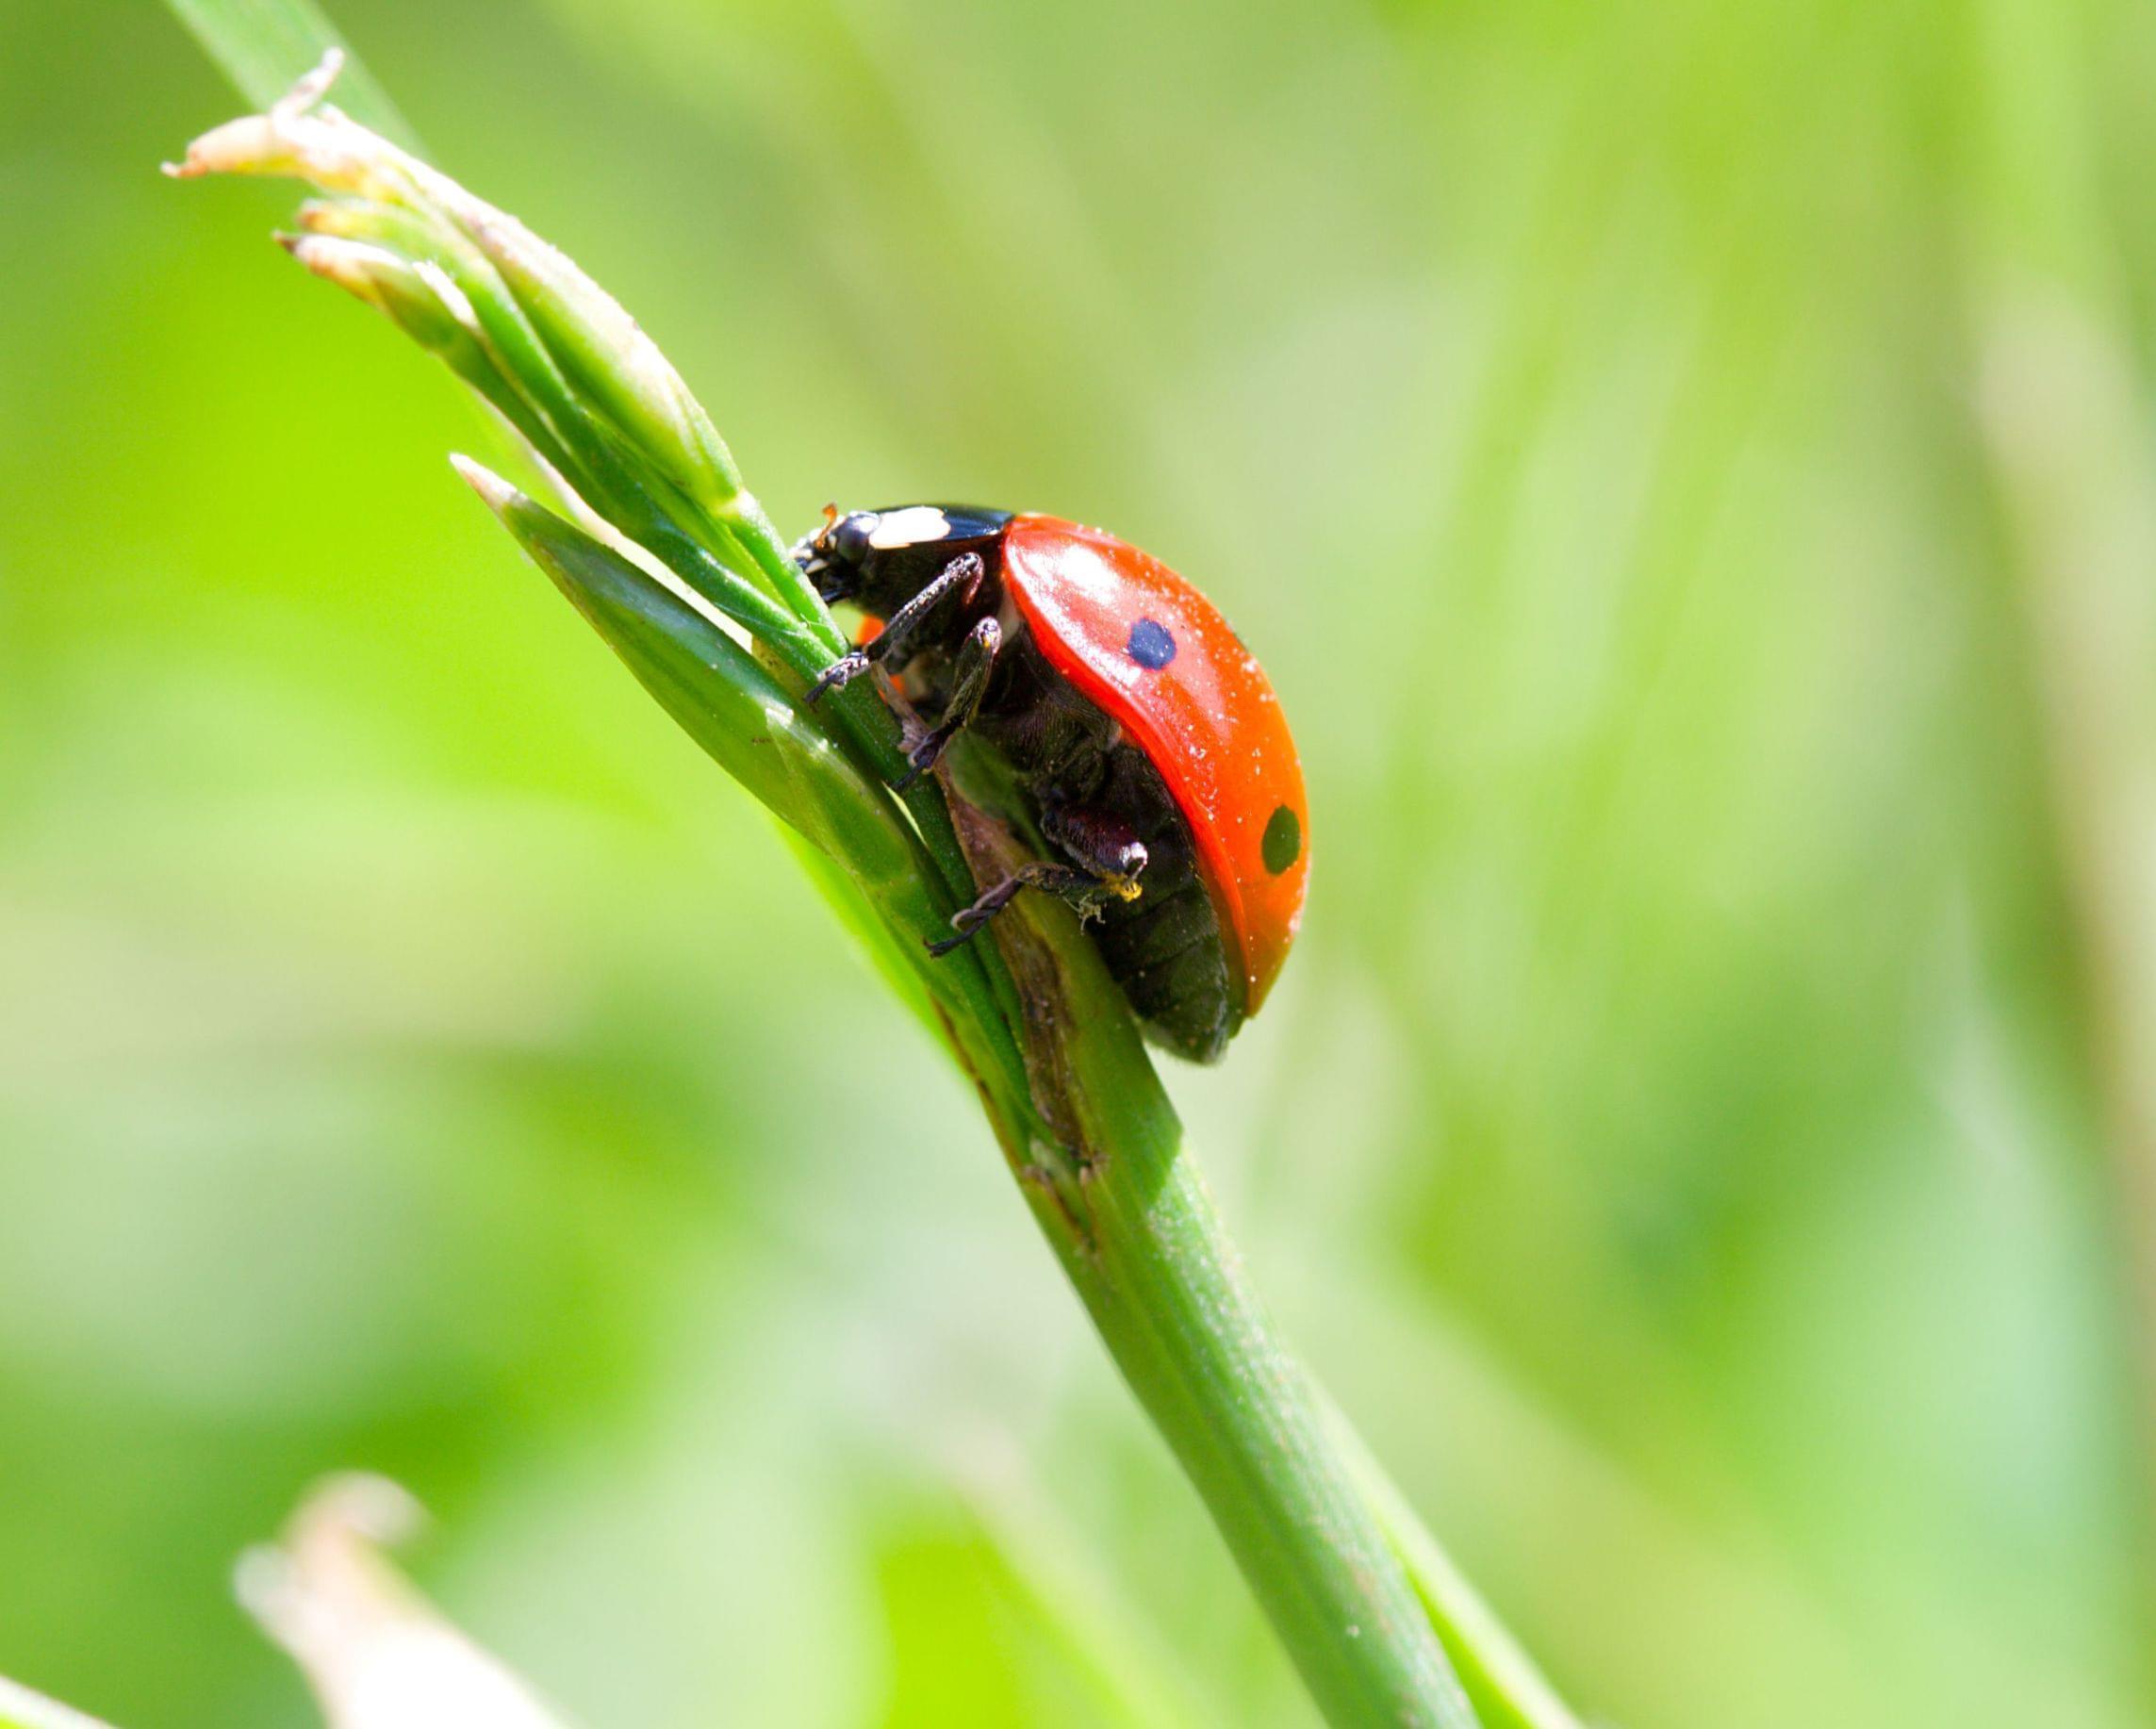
[450,453,520,515]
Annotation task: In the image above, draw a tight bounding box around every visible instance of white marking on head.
[867,506,951,550]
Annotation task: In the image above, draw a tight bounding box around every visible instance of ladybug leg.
[895,617,1000,790]
[927,862,1117,957]
[1040,804,1149,890]
[926,809,1148,956]
[803,551,985,705]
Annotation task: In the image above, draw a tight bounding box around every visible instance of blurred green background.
[7,0,2156,1722]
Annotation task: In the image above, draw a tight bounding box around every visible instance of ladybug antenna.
[792,502,846,588]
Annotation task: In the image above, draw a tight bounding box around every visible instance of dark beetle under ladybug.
[795,505,1308,1063]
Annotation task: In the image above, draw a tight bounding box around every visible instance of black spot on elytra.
[1127,618,1177,669]
[1261,804,1301,875]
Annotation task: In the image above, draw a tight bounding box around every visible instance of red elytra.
[1000,515,1308,1013]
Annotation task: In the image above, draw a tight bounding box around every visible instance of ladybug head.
[792,504,883,602]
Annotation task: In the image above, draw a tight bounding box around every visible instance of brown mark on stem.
[942,790,1104,1249]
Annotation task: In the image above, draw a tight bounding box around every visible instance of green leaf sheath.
[462,469,1030,1120]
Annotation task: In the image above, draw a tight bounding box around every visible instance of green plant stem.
[952,804,1475,1728]
[460,465,1039,1135]
[1074,1159,1471,1725]
[480,443,1492,1722]
[162,13,1582,1724]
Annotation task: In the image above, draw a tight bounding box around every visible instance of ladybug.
[795,504,1308,1062]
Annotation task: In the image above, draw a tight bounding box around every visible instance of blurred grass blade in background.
[1966,0,2156,1617]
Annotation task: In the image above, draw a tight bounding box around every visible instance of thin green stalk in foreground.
[162,23,1580,1727]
